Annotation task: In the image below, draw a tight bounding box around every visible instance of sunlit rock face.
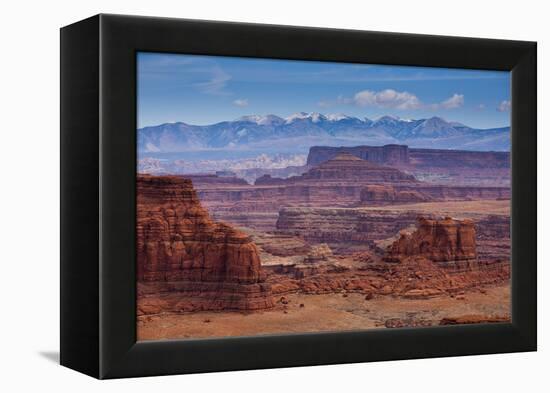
[384,217,478,270]
[137,175,273,313]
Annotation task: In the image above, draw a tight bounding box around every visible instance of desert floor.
[137,283,509,341]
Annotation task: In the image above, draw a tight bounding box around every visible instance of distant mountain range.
[138,112,510,154]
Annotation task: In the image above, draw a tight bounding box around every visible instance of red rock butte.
[137,175,274,313]
[257,152,418,185]
[384,216,478,270]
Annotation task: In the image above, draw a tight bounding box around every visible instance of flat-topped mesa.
[307,144,510,169]
[303,152,417,183]
[307,144,410,166]
[256,153,417,186]
[137,175,273,312]
[384,216,478,270]
[306,145,511,187]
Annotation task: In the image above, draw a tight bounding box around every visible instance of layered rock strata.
[360,185,430,205]
[275,205,510,263]
[307,144,509,169]
[306,145,510,187]
[307,145,410,166]
[257,152,418,185]
[265,255,509,299]
[384,217,478,270]
[193,155,509,231]
[137,175,274,314]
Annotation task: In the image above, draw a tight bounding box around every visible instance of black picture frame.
[60,14,537,379]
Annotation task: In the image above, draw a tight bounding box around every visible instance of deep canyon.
[137,144,510,340]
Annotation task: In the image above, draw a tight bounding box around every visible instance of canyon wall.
[307,144,510,169]
[179,152,510,234]
[409,148,510,169]
[275,206,509,263]
[276,207,419,244]
[359,184,510,205]
[306,145,510,187]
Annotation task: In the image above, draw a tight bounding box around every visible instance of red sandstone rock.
[360,185,430,205]
[265,253,509,300]
[384,217,478,270]
[439,314,510,325]
[137,175,274,313]
[303,243,333,263]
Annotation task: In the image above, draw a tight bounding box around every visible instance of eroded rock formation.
[137,175,274,313]
[275,204,509,266]
[384,217,478,270]
[276,207,420,245]
[307,145,410,166]
[258,152,418,185]
[194,154,509,230]
[306,145,510,187]
[307,144,509,170]
[265,253,509,299]
[303,243,333,263]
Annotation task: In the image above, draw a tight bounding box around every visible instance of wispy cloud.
[497,100,511,112]
[233,98,249,107]
[139,54,233,96]
[194,66,232,96]
[320,89,464,110]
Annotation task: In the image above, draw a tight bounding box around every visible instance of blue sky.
[137,52,510,129]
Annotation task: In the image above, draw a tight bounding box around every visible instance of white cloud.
[325,89,464,110]
[353,89,422,110]
[233,98,249,107]
[497,100,511,112]
[439,93,464,109]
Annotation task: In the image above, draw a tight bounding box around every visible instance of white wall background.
[0,0,546,390]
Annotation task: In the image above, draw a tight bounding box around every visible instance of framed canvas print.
[60,14,536,379]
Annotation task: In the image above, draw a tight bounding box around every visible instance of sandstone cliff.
[137,175,273,313]
[384,217,478,270]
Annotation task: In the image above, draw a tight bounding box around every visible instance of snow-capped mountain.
[138,112,510,153]
[237,114,284,126]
